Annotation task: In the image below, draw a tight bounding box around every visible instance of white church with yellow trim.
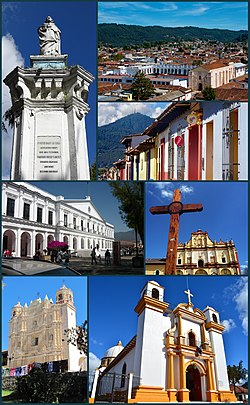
[90,280,236,403]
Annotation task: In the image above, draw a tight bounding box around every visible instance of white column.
[127,373,134,400]
[18,190,24,218]
[90,369,100,400]
[31,230,36,257]
[16,229,21,257]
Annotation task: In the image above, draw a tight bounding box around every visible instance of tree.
[90,162,97,180]
[131,72,155,101]
[63,320,88,355]
[2,107,14,133]
[227,361,248,392]
[202,86,216,101]
[109,182,144,255]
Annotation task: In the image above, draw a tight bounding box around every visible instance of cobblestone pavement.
[68,256,145,275]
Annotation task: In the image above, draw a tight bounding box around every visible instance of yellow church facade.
[146,229,240,275]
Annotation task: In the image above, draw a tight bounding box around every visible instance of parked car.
[2,258,81,276]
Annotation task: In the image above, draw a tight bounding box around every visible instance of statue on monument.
[38,16,61,56]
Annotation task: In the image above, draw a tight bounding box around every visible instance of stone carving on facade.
[38,16,61,56]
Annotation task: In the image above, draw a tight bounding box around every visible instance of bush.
[16,368,87,403]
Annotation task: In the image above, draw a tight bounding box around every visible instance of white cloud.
[98,102,169,127]
[223,278,248,336]
[183,5,210,16]
[233,278,248,336]
[89,352,101,375]
[2,34,24,179]
[91,337,103,346]
[221,318,236,333]
[180,185,194,194]
[161,189,174,198]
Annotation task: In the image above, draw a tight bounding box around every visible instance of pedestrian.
[56,250,62,264]
[64,250,71,265]
[105,249,111,265]
[11,250,16,258]
[91,247,97,265]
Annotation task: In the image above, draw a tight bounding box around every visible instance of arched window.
[155,270,160,275]
[198,259,204,268]
[212,314,218,323]
[188,331,196,347]
[121,363,127,388]
[152,288,159,300]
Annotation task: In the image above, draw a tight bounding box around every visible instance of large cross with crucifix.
[150,189,203,275]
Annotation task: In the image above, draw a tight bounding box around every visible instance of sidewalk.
[68,256,145,275]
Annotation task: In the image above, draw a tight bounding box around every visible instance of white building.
[90,280,236,403]
[8,284,85,372]
[2,182,114,258]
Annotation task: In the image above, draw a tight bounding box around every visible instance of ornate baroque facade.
[146,230,240,275]
[8,284,85,371]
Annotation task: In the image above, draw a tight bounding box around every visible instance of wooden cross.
[184,289,193,305]
[150,189,203,275]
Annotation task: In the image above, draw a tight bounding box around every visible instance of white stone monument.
[4,16,94,180]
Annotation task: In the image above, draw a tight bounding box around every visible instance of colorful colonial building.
[114,101,247,181]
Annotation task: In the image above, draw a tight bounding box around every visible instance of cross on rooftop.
[184,289,194,305]
[150,189,203,275]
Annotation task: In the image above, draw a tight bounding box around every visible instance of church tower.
[133,281,170,402]
[56,284,80,371]
[4,16,94,180]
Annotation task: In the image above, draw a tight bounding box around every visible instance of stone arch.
[220,268,232,275]
[176,270,183,275]
[152,288,159,300]
[35,233,43,252]
[63,235,69,245]
[3,229,16,253]
[47,234,54,244]
[188,330,196,347]
[185,359,206,376]
[186,363,203,401]
[195,269,208,275]
[21,231,31,257]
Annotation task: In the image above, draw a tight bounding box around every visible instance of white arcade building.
[90,280,236,403]
[2,182,114,257]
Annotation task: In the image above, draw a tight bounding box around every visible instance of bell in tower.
[56,284,74,305]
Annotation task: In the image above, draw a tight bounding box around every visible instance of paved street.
[68,256,145,275]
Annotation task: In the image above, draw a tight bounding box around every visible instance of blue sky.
[146,182,248,272]
[2,276,87,350]
[2,2,97,178]
[29,181,130,233]
[98,2,248,31]
[89,276,248,371]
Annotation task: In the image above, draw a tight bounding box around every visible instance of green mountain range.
[98,112,154,168]
[98,23,248,47]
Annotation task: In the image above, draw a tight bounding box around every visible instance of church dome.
[100,341,124,369]
[103,341,124,358]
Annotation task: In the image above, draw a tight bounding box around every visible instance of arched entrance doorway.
[3,230,16,253]
[21,232,31,257]
[186,365,202,401]
[35,233,43,252]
